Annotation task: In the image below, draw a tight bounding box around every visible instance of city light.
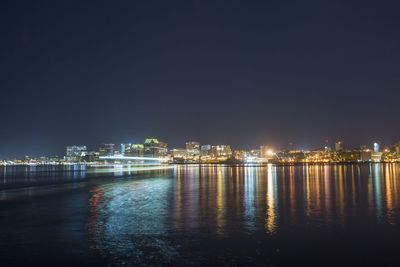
[1,138,400,166]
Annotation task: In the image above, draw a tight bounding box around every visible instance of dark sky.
[1,0,400,157]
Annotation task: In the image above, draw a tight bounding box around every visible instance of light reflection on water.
[2,163,400,265]
[83,163,400,265]
[88,176,178,265]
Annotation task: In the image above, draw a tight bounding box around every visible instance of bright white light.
[99,155,168,162]
[245,156,256,163]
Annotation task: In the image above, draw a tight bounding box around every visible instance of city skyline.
[2,136,400,164]
[1,135,400,159]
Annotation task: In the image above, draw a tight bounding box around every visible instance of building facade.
[395,142,400,154]
[200,145,211,156]
[260,145,274,160]
[130,144,144,157]
[186,141,200,157]
[210,145,232,158]
[144,138,168,157]
[66,145,87,162]
[335,141,343,151]
[99,144,115,156]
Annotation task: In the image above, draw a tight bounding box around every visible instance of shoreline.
[1,161,399,168]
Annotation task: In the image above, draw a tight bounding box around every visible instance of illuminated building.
[249,149,260,157]
[130,144,144,157]
[120,143,132,155]
[371,152,383,162]
[170,148,187,159]
[371,142,382,162]
[7,137,400,165]
[360,150,372,162]
[335,141,343,151]
[260,145,274,161]
[234,150,247,161]
[374,142,380,153]
[210,145,232,158]
[200,145,211,156]
[85,151,99,162]
[144,138,168,157]
[394,142,400,154]
[98,144,115,156]
[66,145,87,162]
[304,149,333,163]
[186,141,200,157]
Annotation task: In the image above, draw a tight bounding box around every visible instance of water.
[1,164,400,266]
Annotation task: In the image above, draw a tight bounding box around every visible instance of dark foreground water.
[1,164,400,266]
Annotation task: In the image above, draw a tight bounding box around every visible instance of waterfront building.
[371,152,383,162]
[130,144,144,157]
[395,142,400,154]
[170,148,187,159]
[372,142,382,162]
[66,145,87,162]
[144,138,168,157]
[85,151,99,162]
[260,145,274,160]
[335,151,360,162]
[335,141,343,151]
[250,149,261,157]
[360,150,372,162]
[120,143,132,156]
[234,150,247,161]
[373,142,380,153]
[305,150,332,163]
[98,144,115,156]
[233,149,264,163]
[210,145,232,158]
[186,141,200,157]
[200,145,211,156]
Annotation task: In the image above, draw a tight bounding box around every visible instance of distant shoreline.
[1,161,399,168]
[174,161,399,166]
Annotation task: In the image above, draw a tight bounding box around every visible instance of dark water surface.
[1,164,400,266]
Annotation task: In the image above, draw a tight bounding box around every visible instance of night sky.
[1,0,400,157]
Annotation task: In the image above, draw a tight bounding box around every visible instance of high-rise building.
[66,145,87,162]
[120,143,132,156]
[98,144,115,156]
[144,138,168,157]
[335,141,343,151]
[200,145,211,156]
[186,141,200,157]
